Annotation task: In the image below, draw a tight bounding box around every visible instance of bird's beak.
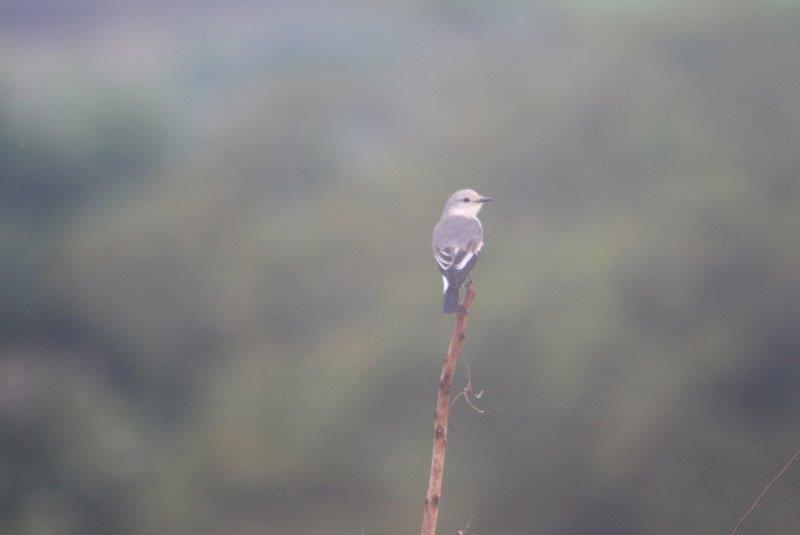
[477,196,494,203]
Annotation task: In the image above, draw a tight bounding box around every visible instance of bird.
[432,189,492,314]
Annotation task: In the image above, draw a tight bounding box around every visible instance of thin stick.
[450,358,484,414]
[731,448,800,535]
[420,282,477,535]
[457,515,474,535]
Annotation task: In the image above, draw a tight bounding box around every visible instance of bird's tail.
[442,286,460,314]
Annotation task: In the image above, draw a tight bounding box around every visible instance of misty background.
[1,1,800,533]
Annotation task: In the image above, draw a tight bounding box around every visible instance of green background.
[1,1,800,533]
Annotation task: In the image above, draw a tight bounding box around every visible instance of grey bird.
[432,189,493,314]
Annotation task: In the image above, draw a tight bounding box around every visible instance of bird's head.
[443,189,493,217]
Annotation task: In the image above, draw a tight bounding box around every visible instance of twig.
[731,448,800,535]
[420,282,477,535]
[457,515,474,535]
[451,358,484,414]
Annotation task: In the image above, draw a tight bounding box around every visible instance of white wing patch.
[454,251,474,270]
[434,248,453,271]
[442,275,448,293]
[435,246,477,272]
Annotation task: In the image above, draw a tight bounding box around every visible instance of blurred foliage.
[1,1,800,534]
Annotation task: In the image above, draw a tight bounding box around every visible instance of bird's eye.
[462,197,470,202]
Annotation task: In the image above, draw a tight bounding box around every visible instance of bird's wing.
[434,236,482,273]
[434,245,475,272]
[433,215,484,276]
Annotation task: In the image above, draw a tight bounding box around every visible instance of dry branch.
[457,515,474,535]
[420,282,477,535]
[451,358,484,415]
[731,447,800,535]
